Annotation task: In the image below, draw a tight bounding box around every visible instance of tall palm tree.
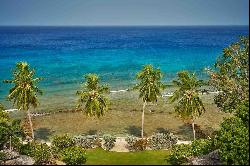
[169,71,205,140]
[134,64,165,138]
[4,62,42,139]
[76,73,110,135]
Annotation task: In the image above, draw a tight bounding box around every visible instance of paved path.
[110,137,191,152]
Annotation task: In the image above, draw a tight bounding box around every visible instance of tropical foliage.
[76,73,110,118]
[74,135,100,149]
[60,146,87,165]
[134,64,165,138]
[0,104,24,150]
[32,143,53,165]
[207,36,249,113]
[0,103,4,112]
[167,138,214,165]
[102,134,116,151]
[208,36,249,165]
[213,101,249,165]
[3,62,42,139]
[148,132,178,150]
[169,71,205,140]
[51,134,75,155]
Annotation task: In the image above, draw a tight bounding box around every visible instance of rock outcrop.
[189,150,223,165]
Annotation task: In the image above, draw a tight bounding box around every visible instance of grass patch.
[85,148,170,165]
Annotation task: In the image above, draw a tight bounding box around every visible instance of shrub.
[168,143,192,165]
[167,139,213,165]
[191,139,213,156]
[125,135,137,151]
[74,135,100,149]
[102,134,116,151]
[60,146,87,165]
[0,151,6,163]
[125,135,147,151]
[51,134,75,154]
[11,136,23,151]
[17,141,36,156]
[32,143,53,165]
[148,132,178,150]
[0,109,24,150]
[214,117,249,165]
[133,139,147,151]
[0,110,10,150]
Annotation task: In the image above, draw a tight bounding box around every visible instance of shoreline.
[6,88,220,115]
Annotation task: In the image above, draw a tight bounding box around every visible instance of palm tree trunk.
[192,119,196,140]
[27,109,34,139]
[9,136,12,151]
[141,101,146,138]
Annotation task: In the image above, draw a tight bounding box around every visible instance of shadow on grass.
[34,128,55,141]
[125,125,144,137]
[86,129,98,135]
[174,123,214,140]
[156,128,171,134]
[174,123,193,140]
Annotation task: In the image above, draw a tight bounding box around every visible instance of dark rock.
[0,150,34,165]
[189,150,223,165]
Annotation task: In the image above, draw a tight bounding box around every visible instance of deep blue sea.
[0,26,248,111]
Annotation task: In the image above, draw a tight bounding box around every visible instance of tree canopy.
[134,64,166,103]
[76,73,110,118]
[207,36,249,113]
[3,62,43,111]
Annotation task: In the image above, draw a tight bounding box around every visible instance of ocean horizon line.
[0,24,249,27]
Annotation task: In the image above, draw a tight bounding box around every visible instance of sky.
[0,0,249,26]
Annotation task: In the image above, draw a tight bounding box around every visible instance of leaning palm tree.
[76,73,110,135]
[4,62,42,139]
[133,64,166,138]
[169,71,205,140]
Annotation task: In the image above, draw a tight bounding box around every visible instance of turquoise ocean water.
[0,26,248,111]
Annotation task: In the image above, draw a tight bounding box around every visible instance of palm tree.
[0,103,4,112]
[169,71,205,140]
[133,64,165,138]
[76,73,110,136]
[4,62,42,139]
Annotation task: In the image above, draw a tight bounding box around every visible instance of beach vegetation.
[207,36,249,113]
[102,134,116,151]
[51,134,75,155]
[208,36,249,165]
[0,104,24,151]
[214,115,249,165]
[148,132,178,150]
[169,71,205,140]
[74,134,100,149]
[3,62,43,139]
[133,64,166,138]
[167,138,213,165]
[60,146,87,165]
[32,143,53,165]
[76,73,110,118]
[76,73,110,140]
[125,135,147,151]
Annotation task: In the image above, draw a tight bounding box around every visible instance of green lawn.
[85,148,171,165]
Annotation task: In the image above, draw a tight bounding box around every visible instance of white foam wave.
[110,89,128,93]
